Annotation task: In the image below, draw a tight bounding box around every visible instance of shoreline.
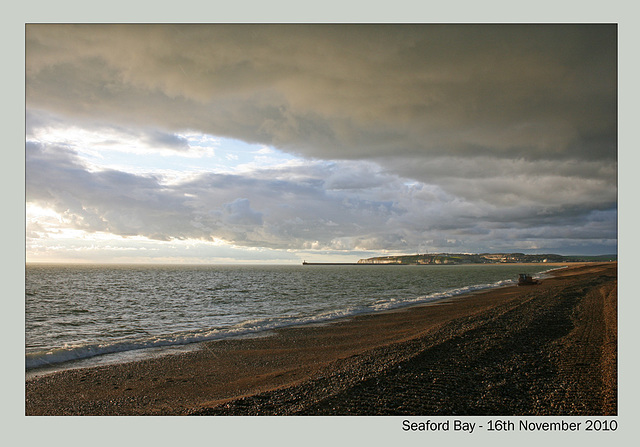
[25,262,617,416]
[25,262,563,377]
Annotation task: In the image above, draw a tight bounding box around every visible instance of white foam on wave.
[26,324,265,369]
[370,278,517,312]
[25,312,352,370]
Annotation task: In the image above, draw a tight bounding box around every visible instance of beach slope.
[26,263,617,416]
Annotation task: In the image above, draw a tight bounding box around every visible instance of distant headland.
[303,253,616,266]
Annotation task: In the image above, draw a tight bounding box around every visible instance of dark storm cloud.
[26,24,616,161]
[25,24,617,255]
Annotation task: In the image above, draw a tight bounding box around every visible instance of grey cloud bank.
[25,24,617,259]
[26,25,616,160]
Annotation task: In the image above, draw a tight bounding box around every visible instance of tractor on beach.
[518,273,540,286]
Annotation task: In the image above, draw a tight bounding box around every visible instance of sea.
[25,263,559,377]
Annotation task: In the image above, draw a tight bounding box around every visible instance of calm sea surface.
[25,263,558,374]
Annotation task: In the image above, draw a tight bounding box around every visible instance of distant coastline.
[304,253,617,266]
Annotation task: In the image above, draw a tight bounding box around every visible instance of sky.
[25,24,618,264]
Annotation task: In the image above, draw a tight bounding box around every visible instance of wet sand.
[25,262,617,416]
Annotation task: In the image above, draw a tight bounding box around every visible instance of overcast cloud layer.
[25,24,617,261]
